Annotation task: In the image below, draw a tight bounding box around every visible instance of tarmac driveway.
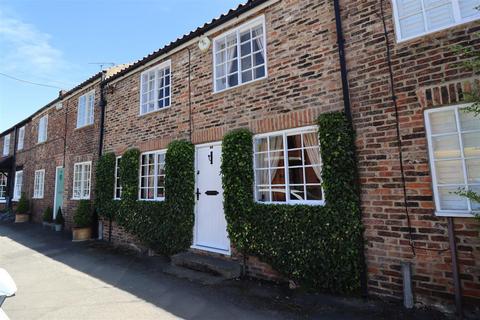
[0,222,445,320]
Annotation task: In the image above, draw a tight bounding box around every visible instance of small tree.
[74,200,92,228]
[55,207,65,225]
[42,207,53,222]
[16,193,29,215]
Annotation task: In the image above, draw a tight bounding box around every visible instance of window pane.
[256,187,270,202]
[255,169,269,185]
[242,70,252,82]
[425,4,455,30]
[289,185,305,201]
[438,186,468,210]
[254,66,265,79]
[432,134,460,159]
[228,74,238,87]
[435,160,464,184]
[396,0,422,17]
[269,151,285,167]
[255,153,268,169]
[306,185,323,201]
[269,135,283,151]
[287,134,302,150]
[272,187,286,202]
[288,150,303,167]
[462,132,480,157]
[466,159,480,183]
[305,166,322,184]
[241,56,252,70]
[304,148,321,166]
[400,14,425,39]
[270,168,285,185]
[470,185,480,210]
[216,78,226,91]
[240,30,250,43]
[459,0,480,18]
[255,137,268,152]
[459,107,480,131]
[429,110,457,134]
[289,167,304,184]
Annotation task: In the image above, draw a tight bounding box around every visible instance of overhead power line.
[0,72,63,89]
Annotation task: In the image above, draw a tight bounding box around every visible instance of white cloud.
[0,8,66,75]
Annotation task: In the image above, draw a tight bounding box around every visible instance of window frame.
[391,0,480,42]
[253,126,324,206]
[17,126,25,151]
[0,173,7,202]
[13,170,23,201]
[212,15,268,93]
[76,90,95,128]
[3,134,10,156]
[33,169,45,199]
[425,103,480,217]
[114,156,122,200]
[72,161,92,200]
[37,115,48,144]
[138,149,166,201]
[139,60,172,116]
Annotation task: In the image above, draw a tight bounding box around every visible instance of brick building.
[1,0,479,313]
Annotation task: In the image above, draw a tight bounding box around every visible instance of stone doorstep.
[171,251,242,279]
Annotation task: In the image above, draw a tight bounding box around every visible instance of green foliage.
[115,141,195,255]
[55,208,64,225]
[221,112,363,293]
[95,152,118,220]
[74,200,93,228]
[16,193,29,214]
[42,207,53,222]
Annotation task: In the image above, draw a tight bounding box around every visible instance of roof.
[1,0,270,136]
[104,0,270,83]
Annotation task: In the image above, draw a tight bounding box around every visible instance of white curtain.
[303,133,322,182]
[269,136,284,200]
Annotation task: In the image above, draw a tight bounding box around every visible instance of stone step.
[163,265,225,285]
[171,251,242,279]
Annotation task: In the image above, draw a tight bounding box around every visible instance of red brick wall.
[341,0,480,309]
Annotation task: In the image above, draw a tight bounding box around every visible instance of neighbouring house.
[0,0,478,314]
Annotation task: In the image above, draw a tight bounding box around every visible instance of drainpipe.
[8,126,18,211]
[98,70,107,241]
[333,0,368,298]
[448,217,463,318]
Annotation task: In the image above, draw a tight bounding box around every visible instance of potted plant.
[72,200,92,241]
[54,207,64,232]
[15,193,30,223]
[42,207,53,228]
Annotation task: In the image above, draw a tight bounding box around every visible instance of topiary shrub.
[42,207,53,222]
[16,193,30,215]
[113,141,195,255]
[74,200,92,228]
[221,112,363,294]
[95,152,118,221]
[55,208,64,225]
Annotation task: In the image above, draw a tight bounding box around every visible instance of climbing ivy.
[95,152,118,220]
[221,112,363,293]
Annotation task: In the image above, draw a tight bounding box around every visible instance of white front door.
[193,142,230,254]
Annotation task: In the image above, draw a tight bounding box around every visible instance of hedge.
[112,141,195,255]
[221,112,363,293]
[95,152,118,221]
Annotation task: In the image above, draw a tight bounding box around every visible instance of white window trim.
[253,126,324,206]
[0,173,7,202]
[72,161,92,200]
[33,169,45,199]
[138,149,166,201]
[13,170,23,201]
[17,126,25,151]
[3,134,10,156]
[37,115,48,144]
[114,156,122,200]
[139,60,172,116]
[213,15,268,94]
[425,103,480,217]
[392,0,480,43]
[76,90,95,128]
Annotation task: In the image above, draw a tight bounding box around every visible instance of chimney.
[59,90,67,97]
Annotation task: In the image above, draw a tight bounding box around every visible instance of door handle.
[205,190,219,196]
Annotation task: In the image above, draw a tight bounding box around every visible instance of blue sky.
[0,0,244,132]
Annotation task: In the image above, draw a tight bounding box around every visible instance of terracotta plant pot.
[72,227,91,241]
[15,214,29,223]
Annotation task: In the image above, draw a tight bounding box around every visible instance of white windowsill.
[213,75,268,95]
[138,105,171,118]
[71,197,90,201]
[435,211,478,218]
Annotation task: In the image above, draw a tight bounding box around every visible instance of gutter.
[333,0,368,298]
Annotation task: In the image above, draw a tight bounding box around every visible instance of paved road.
[0,222,446,320]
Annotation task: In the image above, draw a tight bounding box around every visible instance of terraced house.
[0,0,479,315]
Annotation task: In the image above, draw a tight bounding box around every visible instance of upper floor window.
[140,61,171,115]
[33,169,45,199]
[77,90,95,128]
[0,173,7,201]
[114,156,122,200]
[17,126,25,151]
[73,161,92,200]
[393,0,480,41]
[3,134,10,156]
[425,104,480,217]
[13,170,23,201]
[213,16,267,92]
[139,150,166,201]
[38,115,48,144]
[254,127,323,205]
